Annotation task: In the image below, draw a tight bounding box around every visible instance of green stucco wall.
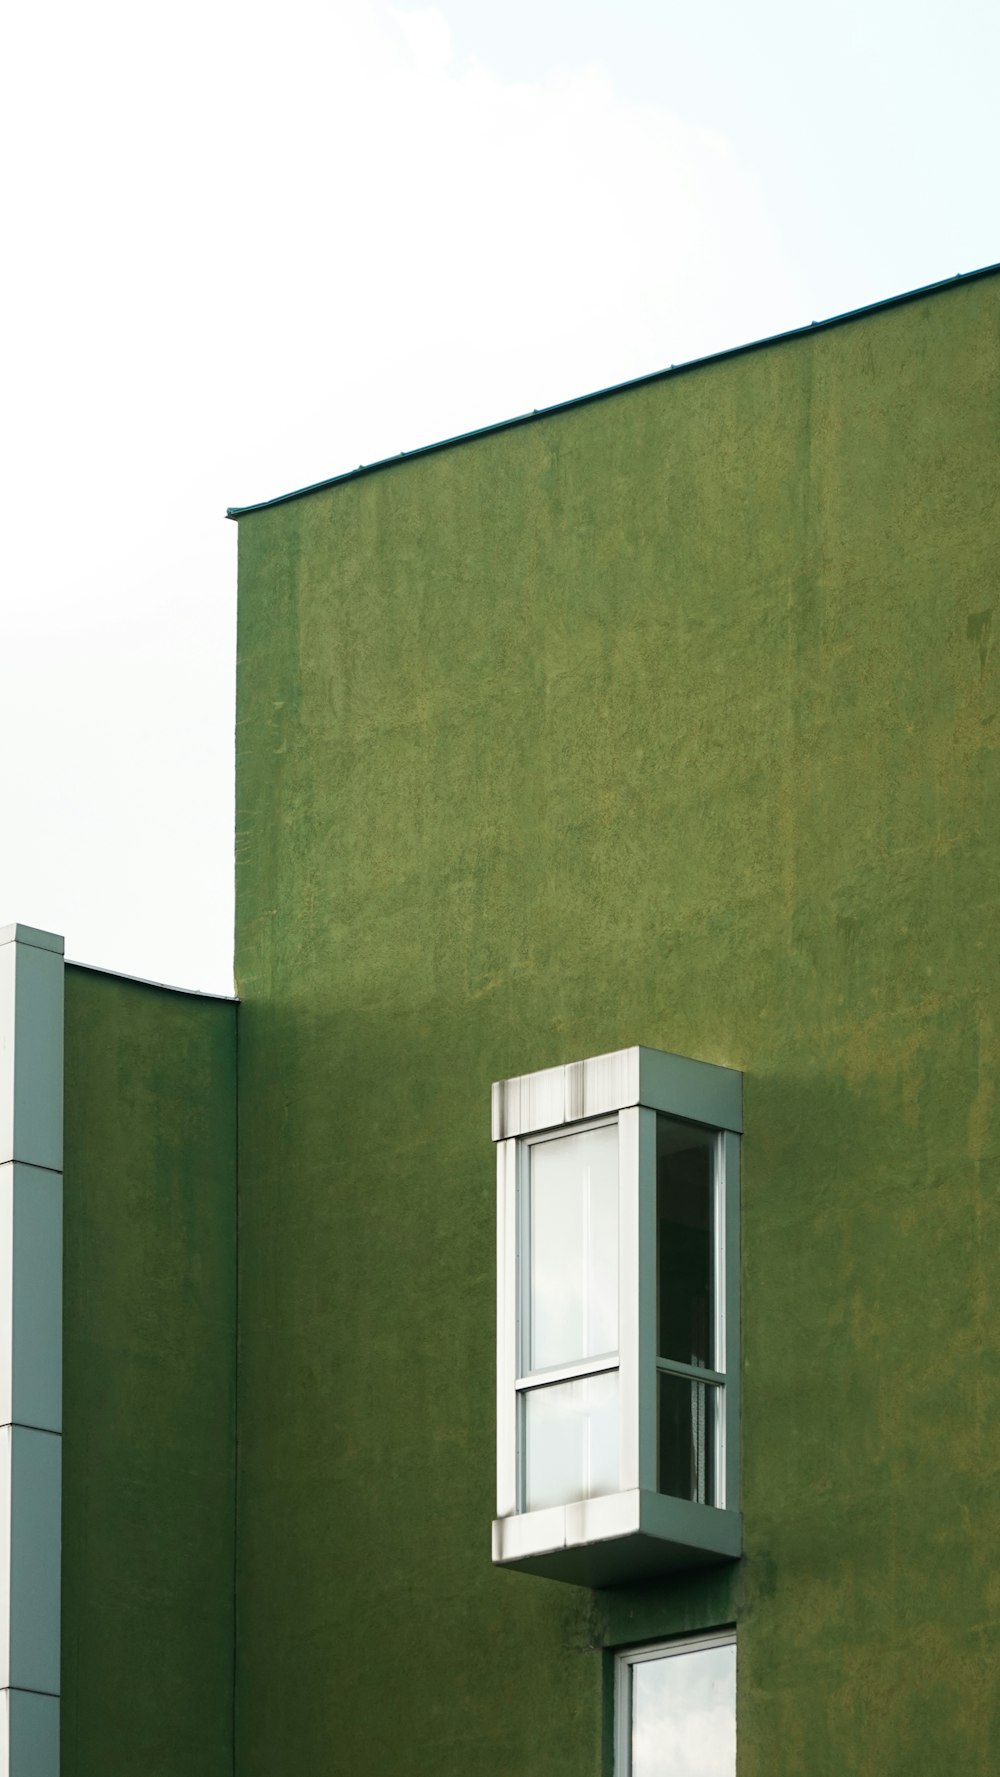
[234,271,1000,1775]
[62,966,237,1776]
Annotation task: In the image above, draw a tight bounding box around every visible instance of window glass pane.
[658,1371,717,1505]
[630,1642,735,1777]
[657,1117,715,1369]
[527,1123,618,1372]
[523,1371,618,1511]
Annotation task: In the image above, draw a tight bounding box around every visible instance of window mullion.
[496,1138,518,1520]
[722,1128,740,1514]
[616,1106,639,1494]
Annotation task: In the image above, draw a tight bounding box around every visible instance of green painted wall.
[234,271,1000,1775]
[62,966,237,1776]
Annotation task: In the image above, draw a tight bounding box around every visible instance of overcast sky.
[3,0,998,993]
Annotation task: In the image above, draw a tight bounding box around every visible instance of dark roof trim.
[227,260,1000,520]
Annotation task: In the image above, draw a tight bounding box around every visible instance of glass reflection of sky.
[631,1643,735,1777]
[524,1371,619,1510]
[528,1124,618,1371]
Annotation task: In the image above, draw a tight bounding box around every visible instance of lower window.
[615,1632,736,1777]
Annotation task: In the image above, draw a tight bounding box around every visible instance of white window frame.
[493,1045,742,1585]
[514,1114,623,1513]
[615,1630,737,1776]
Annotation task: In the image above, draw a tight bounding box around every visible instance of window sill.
[492,1491,742,1587]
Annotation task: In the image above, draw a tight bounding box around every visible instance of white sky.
[2,0,998,993]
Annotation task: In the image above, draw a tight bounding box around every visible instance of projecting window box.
[492,1044,742,1586]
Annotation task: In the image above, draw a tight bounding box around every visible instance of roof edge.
[65,957,238,1002]
[227,259,1000,520]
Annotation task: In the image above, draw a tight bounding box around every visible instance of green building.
[4,261,999,1776]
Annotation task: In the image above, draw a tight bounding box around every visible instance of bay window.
[492,1045,741,1586]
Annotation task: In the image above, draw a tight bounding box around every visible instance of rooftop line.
[227,260,1000,520]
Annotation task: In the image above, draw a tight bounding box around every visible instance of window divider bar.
[654,1357,725,1387]
[514,1353,620,1392]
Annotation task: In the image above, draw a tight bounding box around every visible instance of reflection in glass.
[630,1642,736,1777]
[527,1123,618,1372]
[658,1371,716,1505]
[657,1117,715,1369]
[523,1371,618,1511]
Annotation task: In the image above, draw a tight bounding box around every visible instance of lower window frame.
[614,1629,737,1777]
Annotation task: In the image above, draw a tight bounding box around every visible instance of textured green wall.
[62,966,237,1776]
[234,271,1000,1775]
